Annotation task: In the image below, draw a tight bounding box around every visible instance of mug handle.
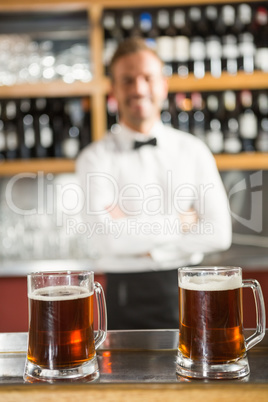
[242,279,266,350]
[94,281,107,350]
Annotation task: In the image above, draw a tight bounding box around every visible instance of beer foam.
[29,285,93,301]
[179,274,242,291]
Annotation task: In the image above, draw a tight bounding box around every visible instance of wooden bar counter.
[0,330,267,401]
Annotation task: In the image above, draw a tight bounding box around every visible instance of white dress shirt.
[76,121,232,273]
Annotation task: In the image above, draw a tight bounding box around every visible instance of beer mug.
[176,266,266,379]
[23,271,107,383]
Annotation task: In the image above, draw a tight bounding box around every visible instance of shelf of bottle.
[0,79,107,99]
[0,0,262,12]
[168,71,268,92]
[1,71,268,99]
[0,153,267,176]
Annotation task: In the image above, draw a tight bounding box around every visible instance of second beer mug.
[176,266,266,379]
[24,271,107,383]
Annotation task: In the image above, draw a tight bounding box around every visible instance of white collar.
[112,121,164,151]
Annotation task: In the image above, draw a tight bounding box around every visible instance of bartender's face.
[111,50,168,133]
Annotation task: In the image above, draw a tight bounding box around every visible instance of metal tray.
[0,330,267,384]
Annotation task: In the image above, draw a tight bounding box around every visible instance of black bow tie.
[133,137,157,149]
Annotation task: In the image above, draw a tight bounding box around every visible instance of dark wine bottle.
[206,118,224,154]
[205,36,222,78]
[190,92,206,142]
[189,37,206,79]
[222,35,238,75]
[161,97,172,126]
[239,90,258,151]
[80,97,91,149]
[222,91,242,153]
[238,33,255,73]
[120,11,136,38]
[0,117,6,160]
[4,100,19,159]
[256,117,268,152]
[175,93,191,133]
[18,99,34,159]
[61,99,81,159]
[254,7,268,72]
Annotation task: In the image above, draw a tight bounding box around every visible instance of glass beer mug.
[24,271,107,383]
[176,266,266,379]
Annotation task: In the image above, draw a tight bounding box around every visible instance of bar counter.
[0,330,268,401]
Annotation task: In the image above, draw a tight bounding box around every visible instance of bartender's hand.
[179,208,198,233]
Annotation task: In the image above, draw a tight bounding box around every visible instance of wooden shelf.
[214,153,268,171]
[0,0,267,173]
[0,158,75,176]
[168,71,268,93]
[1,71,268,99]
[0,154,267,176]
[0,80,108,99]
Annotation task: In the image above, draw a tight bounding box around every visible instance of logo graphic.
[228,171,263,233]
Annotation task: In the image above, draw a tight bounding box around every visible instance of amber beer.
[178,274,246,364]
[27,285,95,368]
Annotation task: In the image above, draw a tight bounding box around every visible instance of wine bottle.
[156,9,176,37]
[0,119,5,160]
[103,12,121,75]
[33,98,54,158]
[206,118,224,154]
[175,93,190,133]
[156,9,175,76]
[204,5,218,35]
[189,37,206,79]
[120,11,136,38]
[205,36,222,78]
[61,99,81,159]
[222,35,239,75]
[217,4,236,36]
[257,91,268,118]
[254,7,268,72]
[235,3,252,35]
[222,91,242,154]
[107,95,118,131]
[238,32,255,73]
[239,89,258,151]
[187,6,208,37]
[103,11,122,41]
[18,99,35,159]
[172,8,191,37]
[50,98,64,157]
[223,117,242,154]
[172,9,190,77]
[139,11,158,43]
[256,117,268,152]
[161,97,172,126]
[190,92,206,142]
[80,97,91,149]
[4,100,19,159]
[206,92,225,123]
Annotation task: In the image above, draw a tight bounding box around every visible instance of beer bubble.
[179,273,242,291]
[29,285,93,301]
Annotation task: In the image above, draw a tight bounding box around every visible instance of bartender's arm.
[76,143,231,259]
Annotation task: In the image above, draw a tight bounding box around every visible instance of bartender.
[76,37,232,329]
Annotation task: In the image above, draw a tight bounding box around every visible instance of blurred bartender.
[76,38,232,330]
